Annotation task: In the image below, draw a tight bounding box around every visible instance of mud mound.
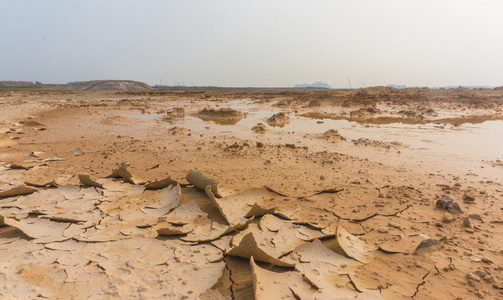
[197,108,245,125]
[266,112,290,127]
[252,123,267,133]
[319,129,346,142]
[65,80,152,91]
[162,107,185,121]
[349,107,381,117]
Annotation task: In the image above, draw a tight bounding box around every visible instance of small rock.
[442,212,455,223]
[415,239,442,252]
[494,283,503,290]
[465,228,475,233]
[436,195,453,209]
[378,226,389,233]
[388,221,400,229]
[467,272,481,282]
[0,215,4,226]
[463,193,475,203]
[482,257,493,264]
[73,148,84,156]
[285,144,296,149]
[447,202,463,214]
[469,255,483,262]
[464,217,474,229]
[256,142,264,148]
[320,175,326,180]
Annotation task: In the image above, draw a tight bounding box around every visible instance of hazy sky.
[1,1,502,88]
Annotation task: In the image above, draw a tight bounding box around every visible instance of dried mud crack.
[1,89,503,299]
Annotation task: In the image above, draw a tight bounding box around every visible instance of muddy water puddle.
[126,106,503,180]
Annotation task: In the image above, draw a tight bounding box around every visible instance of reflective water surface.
[127,101,503,181]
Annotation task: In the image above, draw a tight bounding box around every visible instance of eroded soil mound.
[65,80,152,91]
[318,129,346,142]
[197,107,245,125]
[266,112,290,127]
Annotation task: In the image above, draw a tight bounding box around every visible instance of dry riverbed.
[1,88,503,299]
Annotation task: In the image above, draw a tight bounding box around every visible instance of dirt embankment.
[65,80,153,91]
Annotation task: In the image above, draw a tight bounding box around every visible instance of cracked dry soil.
[1,88,503,299]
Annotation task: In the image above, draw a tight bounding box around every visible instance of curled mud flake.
[250,256,314,300]
[231,218,331,265]
[211,235,233,252]
[141,184,181,217]
[285,239,362,271]
[284,240,378,299]
[415,239,443,253]
[155,201,237,242]
[24,180,58,188]
[0,185,37,199]
[245,202,277,218]
[106,161,144,185]
[227,231,294,267]
[3,216,71,242]
[78,174,104,188]
[205,186,274,226]
[337,225,376,264]
[143,176,178,189]
[187,170,229,198]
[182,222,236,243]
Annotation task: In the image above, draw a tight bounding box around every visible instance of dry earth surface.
[1,87,503,299]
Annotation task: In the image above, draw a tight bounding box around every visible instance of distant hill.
[386,84,496,90]
[295,82,332,89]
[65,80,152,91]
[0,81,42,86]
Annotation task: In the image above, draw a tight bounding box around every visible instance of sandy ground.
[1,88,503,299]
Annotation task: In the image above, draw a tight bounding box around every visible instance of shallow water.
[127,104,503,181]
